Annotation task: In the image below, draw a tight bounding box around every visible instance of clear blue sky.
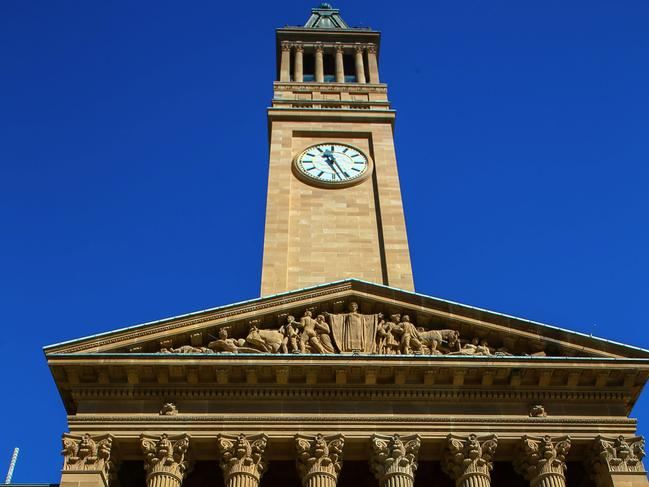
[1,0,648,481]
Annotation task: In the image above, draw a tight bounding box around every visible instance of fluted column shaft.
[354,45,366,84]
[218,434,268,487]
[147,472,182,487]
[335,45,344,83]
[279,41,291,82]
[442,434,498,487]
[315,43,324,83]
[293,44,304,82]
[367,44,379,83]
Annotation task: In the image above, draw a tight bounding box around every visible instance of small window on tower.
[343,54,356,83]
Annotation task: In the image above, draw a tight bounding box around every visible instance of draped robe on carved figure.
[326,302,380,353]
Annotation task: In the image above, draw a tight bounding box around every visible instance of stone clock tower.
[261,3,414,296]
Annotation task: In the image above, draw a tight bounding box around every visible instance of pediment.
[44,279,649,360]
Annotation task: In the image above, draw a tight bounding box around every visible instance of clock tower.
[261,3,414,295]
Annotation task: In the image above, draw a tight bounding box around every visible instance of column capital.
[370,434,420,485]
[514,435,571,483]
[295,433,345,484]
[366,44,377,54]
[281,41,291,52]
[140,433,192,482]
[442,434,498,485]
[588,435,646,475]
[354,43,365,53]
[217,433,268,483]
[314,42,324,53]
[293,42,304,53]
[62,433,117,478]
[334,42,344,53]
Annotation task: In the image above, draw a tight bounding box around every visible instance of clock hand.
[329,154,350,178]
[323,153,344,180]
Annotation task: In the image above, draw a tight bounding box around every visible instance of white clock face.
[295,143,370,185]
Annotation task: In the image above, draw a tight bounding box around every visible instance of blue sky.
[1,0,648,481]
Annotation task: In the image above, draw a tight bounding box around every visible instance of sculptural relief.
[147,301,529,357]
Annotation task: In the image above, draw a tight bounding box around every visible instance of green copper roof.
[304,3,350,29]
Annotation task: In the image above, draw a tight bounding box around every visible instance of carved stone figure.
[160,402,178,416]
[315,314,336,353]
[281,315,301,353]
[161,345,214,354]
[208,328,247,353]
[451,337,490,356]
[62,433,116,475]
[140,433,192,482]
[399,315,423,354]
[416,328,460,355]
[217,433,268,487]
[325,302,381,353]
[300,310,334,354]
[529,404,547,418]
[246,325,285,353]
[376,313,402,355]
[370,434,420,487]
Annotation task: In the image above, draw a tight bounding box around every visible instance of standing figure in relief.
[280,315,301,353]
[324,301,381,354]
[377,313,402,355]
[315,314,336,353]
[299,310,326,354]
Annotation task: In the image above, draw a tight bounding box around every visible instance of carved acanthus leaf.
[295,434,345,482]
[217,433,268,481]
[62,433,116,475]
[588,435,646,475]
[442,434,498,481]
[140,433,192,480]
[370,434,420,483]
[514,435,571,481]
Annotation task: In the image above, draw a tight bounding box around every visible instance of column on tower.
[366,44,380,83]
[280,41,291,82]
[60,433,118,487]
[354,44,366,84]
[140,434,192,487]
[335,43,345,83]
[295,434,345,487]
[370,434,421,487]
[442,434,498,487]
[314,42,324,83]
[217,434,268,487]
[514,435,571,487]
[293,42,304,82]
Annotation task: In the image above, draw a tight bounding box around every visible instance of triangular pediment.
[44,279,649,359]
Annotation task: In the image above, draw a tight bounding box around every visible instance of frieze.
[152,302,524,358]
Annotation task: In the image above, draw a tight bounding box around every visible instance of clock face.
[295,143,370,185]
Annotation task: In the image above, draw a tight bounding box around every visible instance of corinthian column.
[314,43,324,83]
[295,434,345,487]
[370,434,420,487]
[60,433,118,487]
[514,435,571,487]
[279,41,291,82]
[293,43,304,82]
[334,44,344,83]
[366,44,379,83]
[586,435,648,487]
[354,44,366,84]
[140,433,192,487]
[217,434,268,487]
[442,434,498,487]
